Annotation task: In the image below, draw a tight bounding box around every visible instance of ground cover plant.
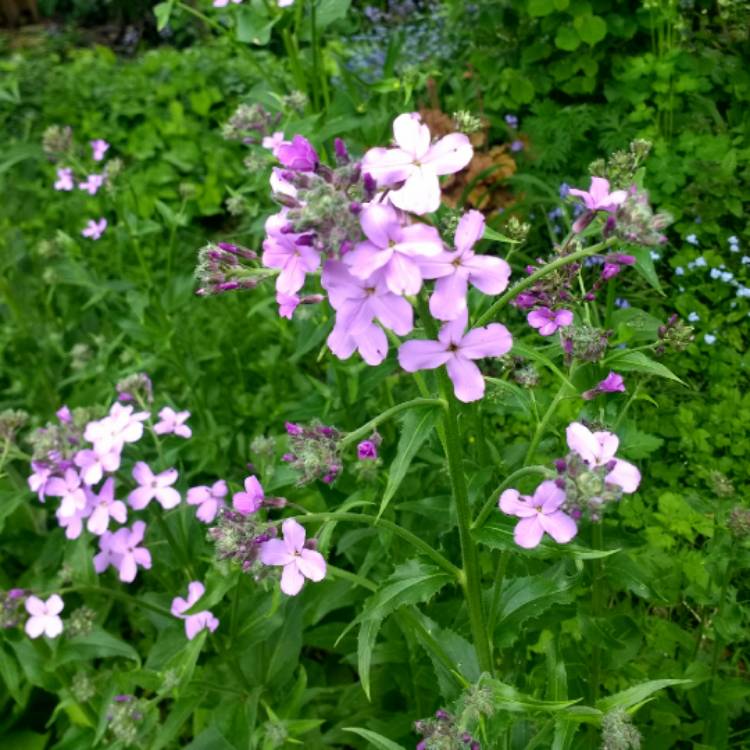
[1,1,749,748]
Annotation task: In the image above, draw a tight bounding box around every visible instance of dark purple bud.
[281,452,295,462]
[603,214,617,236]
[657,325,667,337]
[584,292,596,301]
[217,281,240,291]
[304,537,318,551]
[340,240,354,255]
[555,477,566,489]
[295,234,315,246]
[254,533,270,544]
[601,263,621,281]
[8,588,24,599]
[470,742,481,750]
[334,137,349,163]
[554,459,567,473]
[416,743,427,750]
[435,709,450,721]
[668,313,679,326]
[606,460,617,471]
[363,172,377,197]
[572,211,595,234]
[357,440,378,460]
[114,695,132,703]
[285,422,303,435]
[349,201,362,214]
[462,733,473,743]
[525,265,536,275]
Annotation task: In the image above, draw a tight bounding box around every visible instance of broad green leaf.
[316,0,351,29]
[481,675,579,712]
[357,617,380,701]
[596,678,692,713]
[573,14,607,45]
[236,6,277,45]
[379,405,440,517]
[0,644,24,705]
[555,26,581,51]
[152,692,203,750]
[1,732,48,750]
[483,225,520,243]
[344,727,407,750]
[153,1,175,31]
[184,727,236,750]
[55,628,140,666]
[528,0,556,16]
[603,350,684,384]
[630,247,664,294]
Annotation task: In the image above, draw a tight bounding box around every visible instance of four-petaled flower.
[527,307,574,336]
[259,518,327,595]
[154,407,192,438]
[54,167,74,191]
[398,311,513,403]
[46,467,87,518]
[187,480,228,523]
[569,177,627,212]
[344,202,443,296]
[419,210,511,320]
[90,139,110,161]
[79,174,105,195]
[96,521,152,583]
[499,480,578,549]
[171,581,220,640]
[74,447,121,486]
[128,462,181,510]
[86,477,127,536]
[82,218,107,240]
[233,476,265,515]
[84,403,148,457]
[582,372,626,401]
[275,134,318,172]
[25,595,64,639]
[262,212,321,296]
[362,113,473,215]
[566,422,641,492]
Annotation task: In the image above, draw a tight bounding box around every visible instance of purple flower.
[527,307,574,336]
[277,292,300,319]
[154,407,192,438]
[54,167,74,191]
[361,113,473,215]
[499,480,578,548]
[262,131,285,152]
[187,480,227,523]
[74,448,121,486]
[25,595,64,639]
[233,476,264,515]
[566,422,640,493]
[56,502,89,540]
[46,467,87,518]
[171,581,219,640]
[357,440,378,460]
[82,218,107,240]
[86,477,127,536]
[79,174,105,195]
[582,372,626,401]
[398,311,513,403]
[275,135,318,172]
[84,403,149,456]
[418,210,511,320]
[343,202,443,296]
[28,461,53,502]
[259,519,327,595]
[510,139,524,152]
[128,462,181,510]
[262,212,321,296]
[90,139,110,162]
[569,177,628,212]
[213,0,243,6]
[504,114,518,128]
[56,405,72,423]
[106,521,152,583]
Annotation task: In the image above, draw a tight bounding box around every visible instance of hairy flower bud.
[600,708,642,750]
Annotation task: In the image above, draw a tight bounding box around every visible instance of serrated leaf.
[344,727,407,750]
[379,405,440,517]
[603,350,684,384]
[596,678,692,713]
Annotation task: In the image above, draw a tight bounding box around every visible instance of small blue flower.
[675,266,685,276]
[741,256,750,265]
[704,334,716,345]
[694,256,707,267]
[559,183,570,199]
[688,312,700,322]
[614,298,630,309]
[710,268,721,279]
[720,271,733,283]
[650,250,661,261]
[686,234,699,246]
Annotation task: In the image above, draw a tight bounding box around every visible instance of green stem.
[612,382,641,431]
[59,585,173,618]
[590,523,604,704]
[292,511,461,579]
[339,397,446,449]
[474,237,617,328]
[438,373,493,675]
[176,1,226,33]
[472,465,555,531]
[309,0,321,111]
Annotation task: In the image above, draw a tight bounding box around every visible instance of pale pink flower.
[46,467,87,518]
[154,407,192,438]
[74,448,121,486]
[233,476,264,515]
[398,311,513,403]
[86,477,127,535]
[90,139,110,161]
[262,212,321,296]
[527,307,574,336]
[566,422,641,493]
[499,481,578,549]
[187,480,227,523]
[128,462,181,510]
[84,403,149,456]
[79,174,105,195]
[362,113,473,214]
[569,177,627,212]
[343,202,443,296]
[277,292,300,319]
[108,521,152,583]
[171,581,219,640]
[81,218,107,240]
[262,131,286,152]
[28,461,53,502]
[54,167,74,191]
[419,210,511,320]
[259,518,326,595]
[25,595,64,639]
[213,0,242,6]
[56,502,89,540]
[582,372,626,400]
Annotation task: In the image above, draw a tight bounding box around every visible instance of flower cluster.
[170,581,219,640]
[44,126,115,240]
[414,708,480,750]
[282,421,342,485]
[499,422,640,548]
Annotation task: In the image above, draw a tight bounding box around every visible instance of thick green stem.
[339,397,446,449]
[292,511,461,579]
[438,374,494,675]
[474,237,617,328]
[590,523,604,703]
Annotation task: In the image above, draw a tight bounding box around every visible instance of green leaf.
[379,405,440,517]
[573,14,607,45]
[55,628,140,666]
[152,692,203,750]
[510,75,535,104]
[528,0,556,16]
[344,727,407,750]
[236,6,277,45]
[603,350,684,384]
[630,247,664,294]
[357,560,452,698]
[555,26,581,51]
[596,678,692,713]
[1,732,49,750]
[0,644,24,705]
[482,675,579,712]
[483,225,520,244]
[153,1,175,31]
[184,727,236,750]
[511,341,575,389]
[316,0,351,29]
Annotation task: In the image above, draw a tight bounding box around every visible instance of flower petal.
[298,549,327,582]
[259,539,294,566]
[280,563,306,595]
[459,323,513,360]
[398,340,451,372]
[566,422,599,466]
[446,356,485,403]
[514,517,545,549]
[499,489,536,518]
[282,518,306,553]
[423,132,473,176]
[606,459,641,493]
[538,510,578,544]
